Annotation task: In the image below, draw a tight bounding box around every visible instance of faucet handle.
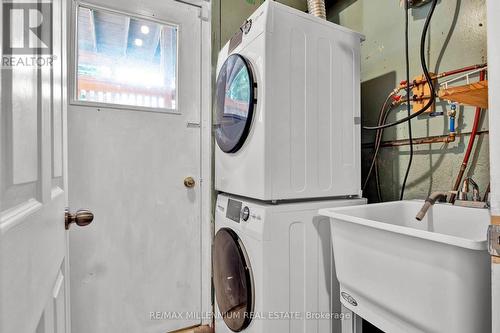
[458,190,468,201]
[462,178,470,191]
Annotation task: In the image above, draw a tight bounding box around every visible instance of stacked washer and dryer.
[213,1,365,332]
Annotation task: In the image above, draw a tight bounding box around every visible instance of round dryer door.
[214,54,256,153]
[213,228,254,332]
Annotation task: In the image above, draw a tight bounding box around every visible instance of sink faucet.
[466,177,481,202]
[415,191,448,221]
[416,178,487,221]
[455,177,488,208]
[458,178,469,201]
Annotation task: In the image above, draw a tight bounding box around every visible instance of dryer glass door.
[214,54,255,153]
[213,228,254,331]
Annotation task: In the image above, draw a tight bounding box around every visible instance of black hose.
[400,0,414,200]
[363,0,439,131]
[374,160,382,202]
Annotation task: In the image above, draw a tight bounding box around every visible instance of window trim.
[69,1,180,114]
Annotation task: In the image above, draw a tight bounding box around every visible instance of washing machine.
[214,1,364,201]
[213,193,366,333]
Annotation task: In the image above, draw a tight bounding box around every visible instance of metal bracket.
[198,6,209,22]
[454,200,489,209]
[488,225,500,257]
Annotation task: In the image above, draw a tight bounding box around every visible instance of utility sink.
[319,200,491,333]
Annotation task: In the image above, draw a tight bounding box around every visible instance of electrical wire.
[363,0,439,131]
[400,0,414,200]
[363,0,440,200]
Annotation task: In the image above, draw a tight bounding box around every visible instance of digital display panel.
[226,199,242,223]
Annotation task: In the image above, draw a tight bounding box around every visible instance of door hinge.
[198,7,209,22]
[488,224,500,257]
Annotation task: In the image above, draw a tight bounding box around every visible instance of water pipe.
[361,130,488,148]
[397,63,487,92]
[448,103,457,141]
[449,70,487,203]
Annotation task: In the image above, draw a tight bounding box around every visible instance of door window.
[214,54,256,153]
[213,228,254,332]
[75,5,178,111]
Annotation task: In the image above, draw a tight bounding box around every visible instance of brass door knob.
[184,177,196,188]
[65,208,94,230]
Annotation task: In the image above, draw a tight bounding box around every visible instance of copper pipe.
[397,63,487,92]
[394,95,435,106]
[380,133,455,147]
[361,130,489,148]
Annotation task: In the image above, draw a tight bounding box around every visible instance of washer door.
[214,54,256,153]
[213,228,254,332]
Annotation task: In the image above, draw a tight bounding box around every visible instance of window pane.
[76,6,177,110]
[215,54,255,153]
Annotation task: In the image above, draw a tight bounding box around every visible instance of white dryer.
[214,1,364,201]
[213,193,366,333]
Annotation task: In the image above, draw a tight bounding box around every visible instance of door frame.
[65,0,213,328]
[487,0,500,332]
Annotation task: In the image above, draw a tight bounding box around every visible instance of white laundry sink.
[319,200,491,333]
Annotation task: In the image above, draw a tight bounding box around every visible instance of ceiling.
[77,7,170,62]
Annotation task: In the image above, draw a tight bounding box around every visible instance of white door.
[67,0,205,332]
[0,0,73,332]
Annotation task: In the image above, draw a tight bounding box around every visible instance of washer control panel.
[218,196,263,224]
[226,199,242,223]
[241,206,250,221]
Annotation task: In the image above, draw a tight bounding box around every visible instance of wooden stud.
[438,80,489,109]
[412,73,437,114]
[492,216,500,265]
[492,215,500,226]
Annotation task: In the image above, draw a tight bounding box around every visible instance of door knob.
[184,176,196,188]
[65,208,94,230]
